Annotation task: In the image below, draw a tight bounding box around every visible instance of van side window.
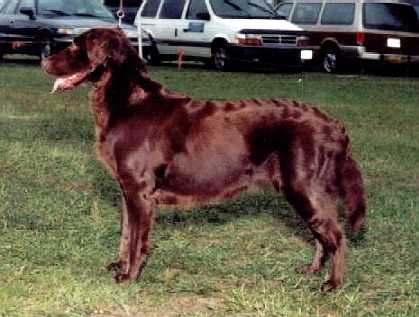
[363,3,418,32]
[321,3,355,25]
[276,2,293,19]
[160,0,185,19]
[141,0,162,17]
[186,0,209,20]
[291,3,322,25]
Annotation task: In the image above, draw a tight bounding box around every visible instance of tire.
[321,46,340,73]
[40,43,51,60]
[0,46,4,62]
[211,42,230,71]
[143,45,160,65]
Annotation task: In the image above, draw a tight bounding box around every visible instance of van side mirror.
[196,12,210,21]
[20,7,36,20]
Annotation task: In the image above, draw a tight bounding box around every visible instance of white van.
[275,0,419,72]
[135,0,313,70]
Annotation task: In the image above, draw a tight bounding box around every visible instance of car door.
[155,0,186,56]
[176,0,212,58]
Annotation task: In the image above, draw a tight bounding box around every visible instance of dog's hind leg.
[278,136,346,291]
[307,193,346,291]
[297,239,327,275]
[284,183,346,291]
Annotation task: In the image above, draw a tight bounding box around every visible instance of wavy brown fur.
[42,28,366,291]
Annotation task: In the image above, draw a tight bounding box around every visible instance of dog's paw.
[107,260,127,272]
[297,264,322,275]
[114,273,132,284]
[320,279,341,292]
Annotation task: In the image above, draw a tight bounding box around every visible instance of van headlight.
[57,28,88,35]
[57,28,76,35]
[296,35,310,47]
[235,33,263,46]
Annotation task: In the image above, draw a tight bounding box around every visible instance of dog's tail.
[337,133,367,234]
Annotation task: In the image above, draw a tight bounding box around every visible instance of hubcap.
[323,52,337,73]
[214,47,226,70]
[41,44,51,59]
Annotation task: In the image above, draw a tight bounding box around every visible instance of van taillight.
[356,32,365,46]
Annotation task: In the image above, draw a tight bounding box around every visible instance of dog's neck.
[89,65,163,140]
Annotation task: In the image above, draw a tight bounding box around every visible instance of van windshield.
[209,0,275,19]
[38,0,115,19]
[363,3,418,32]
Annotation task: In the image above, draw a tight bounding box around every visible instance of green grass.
[1,62,418,316]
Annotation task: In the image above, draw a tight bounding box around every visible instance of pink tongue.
[51,72,87,93]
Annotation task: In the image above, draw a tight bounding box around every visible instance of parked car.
[275,0,419,72]
[135,0,313,70]
[0,0,143,60]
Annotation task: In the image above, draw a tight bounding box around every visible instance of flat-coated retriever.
[42,28,366,291]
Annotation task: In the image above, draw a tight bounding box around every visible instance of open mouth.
[51,70,90,93]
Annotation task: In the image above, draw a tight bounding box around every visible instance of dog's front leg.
[114,182,154,283]
[107,195,130,273]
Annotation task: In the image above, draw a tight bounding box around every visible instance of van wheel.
[211,42,229,71]
[321,47,340,73]
[40,44,51,59]
[144,43,160,65]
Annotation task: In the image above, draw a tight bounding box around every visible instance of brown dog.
[42,28,366,291]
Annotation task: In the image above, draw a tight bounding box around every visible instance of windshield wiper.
[72,13,102,18]
[41,9,71,16]
[247,1,274,15]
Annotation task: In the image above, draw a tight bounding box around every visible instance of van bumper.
[354,47,419,64]
[359,52,419,64]
[228,45,312,66]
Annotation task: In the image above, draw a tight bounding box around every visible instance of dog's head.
[42,28,145,92]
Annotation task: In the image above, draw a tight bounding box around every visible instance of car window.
[17,0,35,11]
[321,3,354,25]
[186,0,209,19]
[209,0,275,19]
[276,2,292,19]
[160,0,185,18]
[38,0,114,18]
[291,3,321,25]
[1,0,19,14]
[141,0,161,17]
[363,3,418,32]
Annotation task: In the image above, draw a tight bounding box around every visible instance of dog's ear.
[86,30,141,70]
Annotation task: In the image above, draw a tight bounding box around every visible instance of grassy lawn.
[0,62,418,317]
